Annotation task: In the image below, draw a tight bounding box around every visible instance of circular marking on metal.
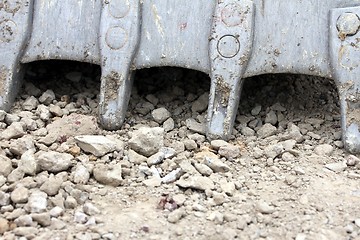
[105,26,127,50]
[3,1,22,14]
[221,3,244,27]
[0,20,17,43]
[336,12,360,39]
[109,0,130,18]
[217,35,240,58]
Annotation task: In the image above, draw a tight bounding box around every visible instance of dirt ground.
[0,61,359,240]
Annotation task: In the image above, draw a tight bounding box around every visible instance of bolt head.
[337,12,360,39]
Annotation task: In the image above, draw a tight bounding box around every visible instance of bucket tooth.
[330,7,360,153]
[207,0,255,140]
[0,1,33,111]
[98,0,141,130]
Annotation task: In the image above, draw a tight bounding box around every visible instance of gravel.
[0,62,358,239]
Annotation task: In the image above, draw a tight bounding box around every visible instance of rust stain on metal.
[215,76,230,107]
[338,45,345,64]
[0,65,8,94]
[103,71,122,102]
[0,0,21,15]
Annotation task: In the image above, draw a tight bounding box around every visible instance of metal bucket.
[0,0,359,153]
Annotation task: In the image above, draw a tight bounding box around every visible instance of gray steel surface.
[0,0,359,153]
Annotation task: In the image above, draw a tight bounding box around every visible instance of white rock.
[257,123,277,138]
[194,163,213,176]
[93,163,123,187]
[183,139,197,150]
[127,149,147,165]
[207,211,224,224]
[265,110,278,125]
[31,212,51,227]
[324,161,347,172]
[49,206,64,217]
[179,160,198,175]
[211,192,228,206]
[241,126,255,137]
[37,151,73,173]
[143,177,162,187]
[12,226,38,238]
[83,202,100,215]
[0,155,13,177]
[14,215,33,227]
[185,118,205,134]
[218,145,241,159]
[49,105,63,117]
[72,164,90,184]
[191,92,209,113]
[7,168,25,183]
[315,144,334,156]
[200,154,230,173]
[167,208,186,223]
[0,191,10,206]
[163,118,175,132]
[19,150,38,176]
[50,218,66,230]
[25,191,48,213]
[1,122,25,140]
[162,168,183,184]
[22,96,39,111]
[176,176,214,191]
[74,211,88,224]
[39,89,55,105]
[257,201,275,214]
[159,147,177,159]
[11,186,29,203]
[220,182,236,196]
[40,175,62,196]
[346,155,359,166]
[129,127,164,157]
[37,104,51,121]
[4,113,20,125]
[147,152,165,166]
[75,135,120,157]
[210,140,229,150]
[39,113,99,145]
[151,107,171,123]
[9,135,36,156]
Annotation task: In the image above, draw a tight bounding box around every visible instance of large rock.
[74,135,123,157]
[257,123,277,138]
[25,191,48,213]
[176,176,214,191]
[185,118,206,134]
[19,150,39,176]
[151,107,171,124]
[314,144,334,156]
[129,127,164,157]
[9,135,36,156]
[93,163,123,187]
[11,186,29,203]
[0,155,13,177]
[1,122,26,140]
[36,151,73,173]
[39,113,99,145]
